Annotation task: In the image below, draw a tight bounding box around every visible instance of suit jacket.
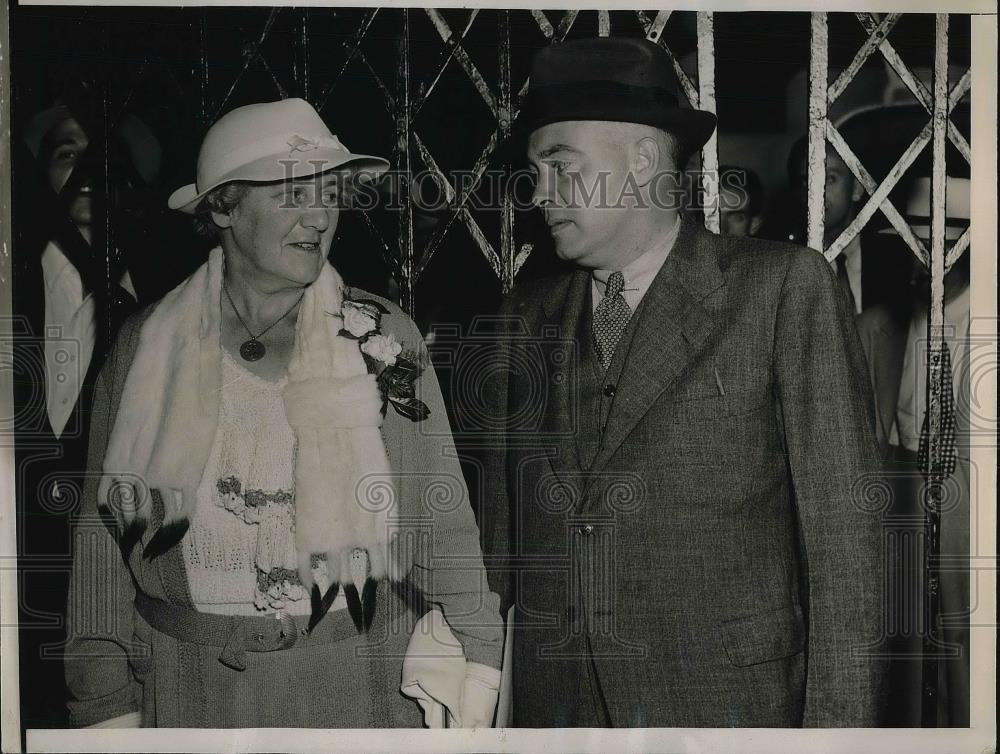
[482,219,887,727]
[854,307,908,458]
[11,242,111,728]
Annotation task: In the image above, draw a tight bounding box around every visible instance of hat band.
[197,132,353,191]
[519,80,682,128]
[902,213,969,229]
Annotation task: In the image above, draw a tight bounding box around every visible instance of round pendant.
[239,339,266,362]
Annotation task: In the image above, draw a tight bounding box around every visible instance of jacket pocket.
[719,603,805,667]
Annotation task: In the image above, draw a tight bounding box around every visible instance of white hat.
[168,98,390,213]
[880,175,970,242]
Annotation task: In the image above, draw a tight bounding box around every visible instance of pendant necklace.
[223,281,304,362]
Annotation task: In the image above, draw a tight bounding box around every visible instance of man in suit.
[856,175,972,727]
[481,37,887,728]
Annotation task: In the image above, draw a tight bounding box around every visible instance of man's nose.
[301,207,332,231]
[531,175,555,208]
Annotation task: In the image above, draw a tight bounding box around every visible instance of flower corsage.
[337,297,430,422]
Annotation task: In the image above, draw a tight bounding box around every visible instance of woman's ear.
[210,208,233,229]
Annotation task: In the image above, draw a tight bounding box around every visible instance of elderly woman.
[64,99,503,728]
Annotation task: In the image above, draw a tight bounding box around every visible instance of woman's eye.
[54,148,78,162]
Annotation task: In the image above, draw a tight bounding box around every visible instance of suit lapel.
[534,268,592,485]
[585,221,726,483]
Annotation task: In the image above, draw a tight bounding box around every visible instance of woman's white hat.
[168,98,390,213]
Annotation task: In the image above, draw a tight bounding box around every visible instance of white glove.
[457,661,501,728]
[400,608,501,728]
[85,711,142,728]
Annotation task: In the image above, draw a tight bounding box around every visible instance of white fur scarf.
[98,247,399,588]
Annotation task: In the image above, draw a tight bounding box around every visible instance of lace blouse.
[182,349,346,616]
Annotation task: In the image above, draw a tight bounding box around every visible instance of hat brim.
[168,150,391,213]
[878,223,966,242]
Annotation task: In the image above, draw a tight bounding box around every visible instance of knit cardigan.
[64,288,504,728]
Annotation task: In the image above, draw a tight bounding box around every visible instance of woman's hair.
[192,182,251,240]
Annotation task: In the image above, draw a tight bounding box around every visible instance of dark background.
[10,6,972,329]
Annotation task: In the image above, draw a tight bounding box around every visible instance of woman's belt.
[134,592,361,671]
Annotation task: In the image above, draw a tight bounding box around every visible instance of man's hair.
[651,128,683,171]
[719,164,764,217]
[192,182,251,239]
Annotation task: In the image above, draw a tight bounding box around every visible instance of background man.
[483,37,886,728]
[718,164,765,238]
[856,175,972,727]
[12,96,160,727]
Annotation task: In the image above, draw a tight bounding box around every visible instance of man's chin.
[551,237,582,262]
[69,199,92,227]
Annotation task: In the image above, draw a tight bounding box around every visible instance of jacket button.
[581,524,594,535]
[602,384,616,397]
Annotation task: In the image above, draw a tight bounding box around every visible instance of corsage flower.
[335,296,430,422]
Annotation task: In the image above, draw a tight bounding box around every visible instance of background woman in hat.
[64,98,503,728]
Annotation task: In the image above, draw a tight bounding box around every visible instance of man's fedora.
[168,98,390,214]
[879,175,970,245]
[499,37,717,164]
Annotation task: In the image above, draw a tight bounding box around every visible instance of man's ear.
[632,136,660,187]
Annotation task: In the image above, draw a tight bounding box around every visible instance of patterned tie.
[593,271,632,371]
[917,342,957,478]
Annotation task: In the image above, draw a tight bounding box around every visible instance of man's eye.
[54,148,79,162]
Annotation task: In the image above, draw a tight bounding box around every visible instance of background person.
[12,95,161,728]
[856,175,972,727]
[717,164,765,238]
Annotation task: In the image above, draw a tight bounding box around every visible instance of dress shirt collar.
[592,214,681,307]
[40,241,77,294]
